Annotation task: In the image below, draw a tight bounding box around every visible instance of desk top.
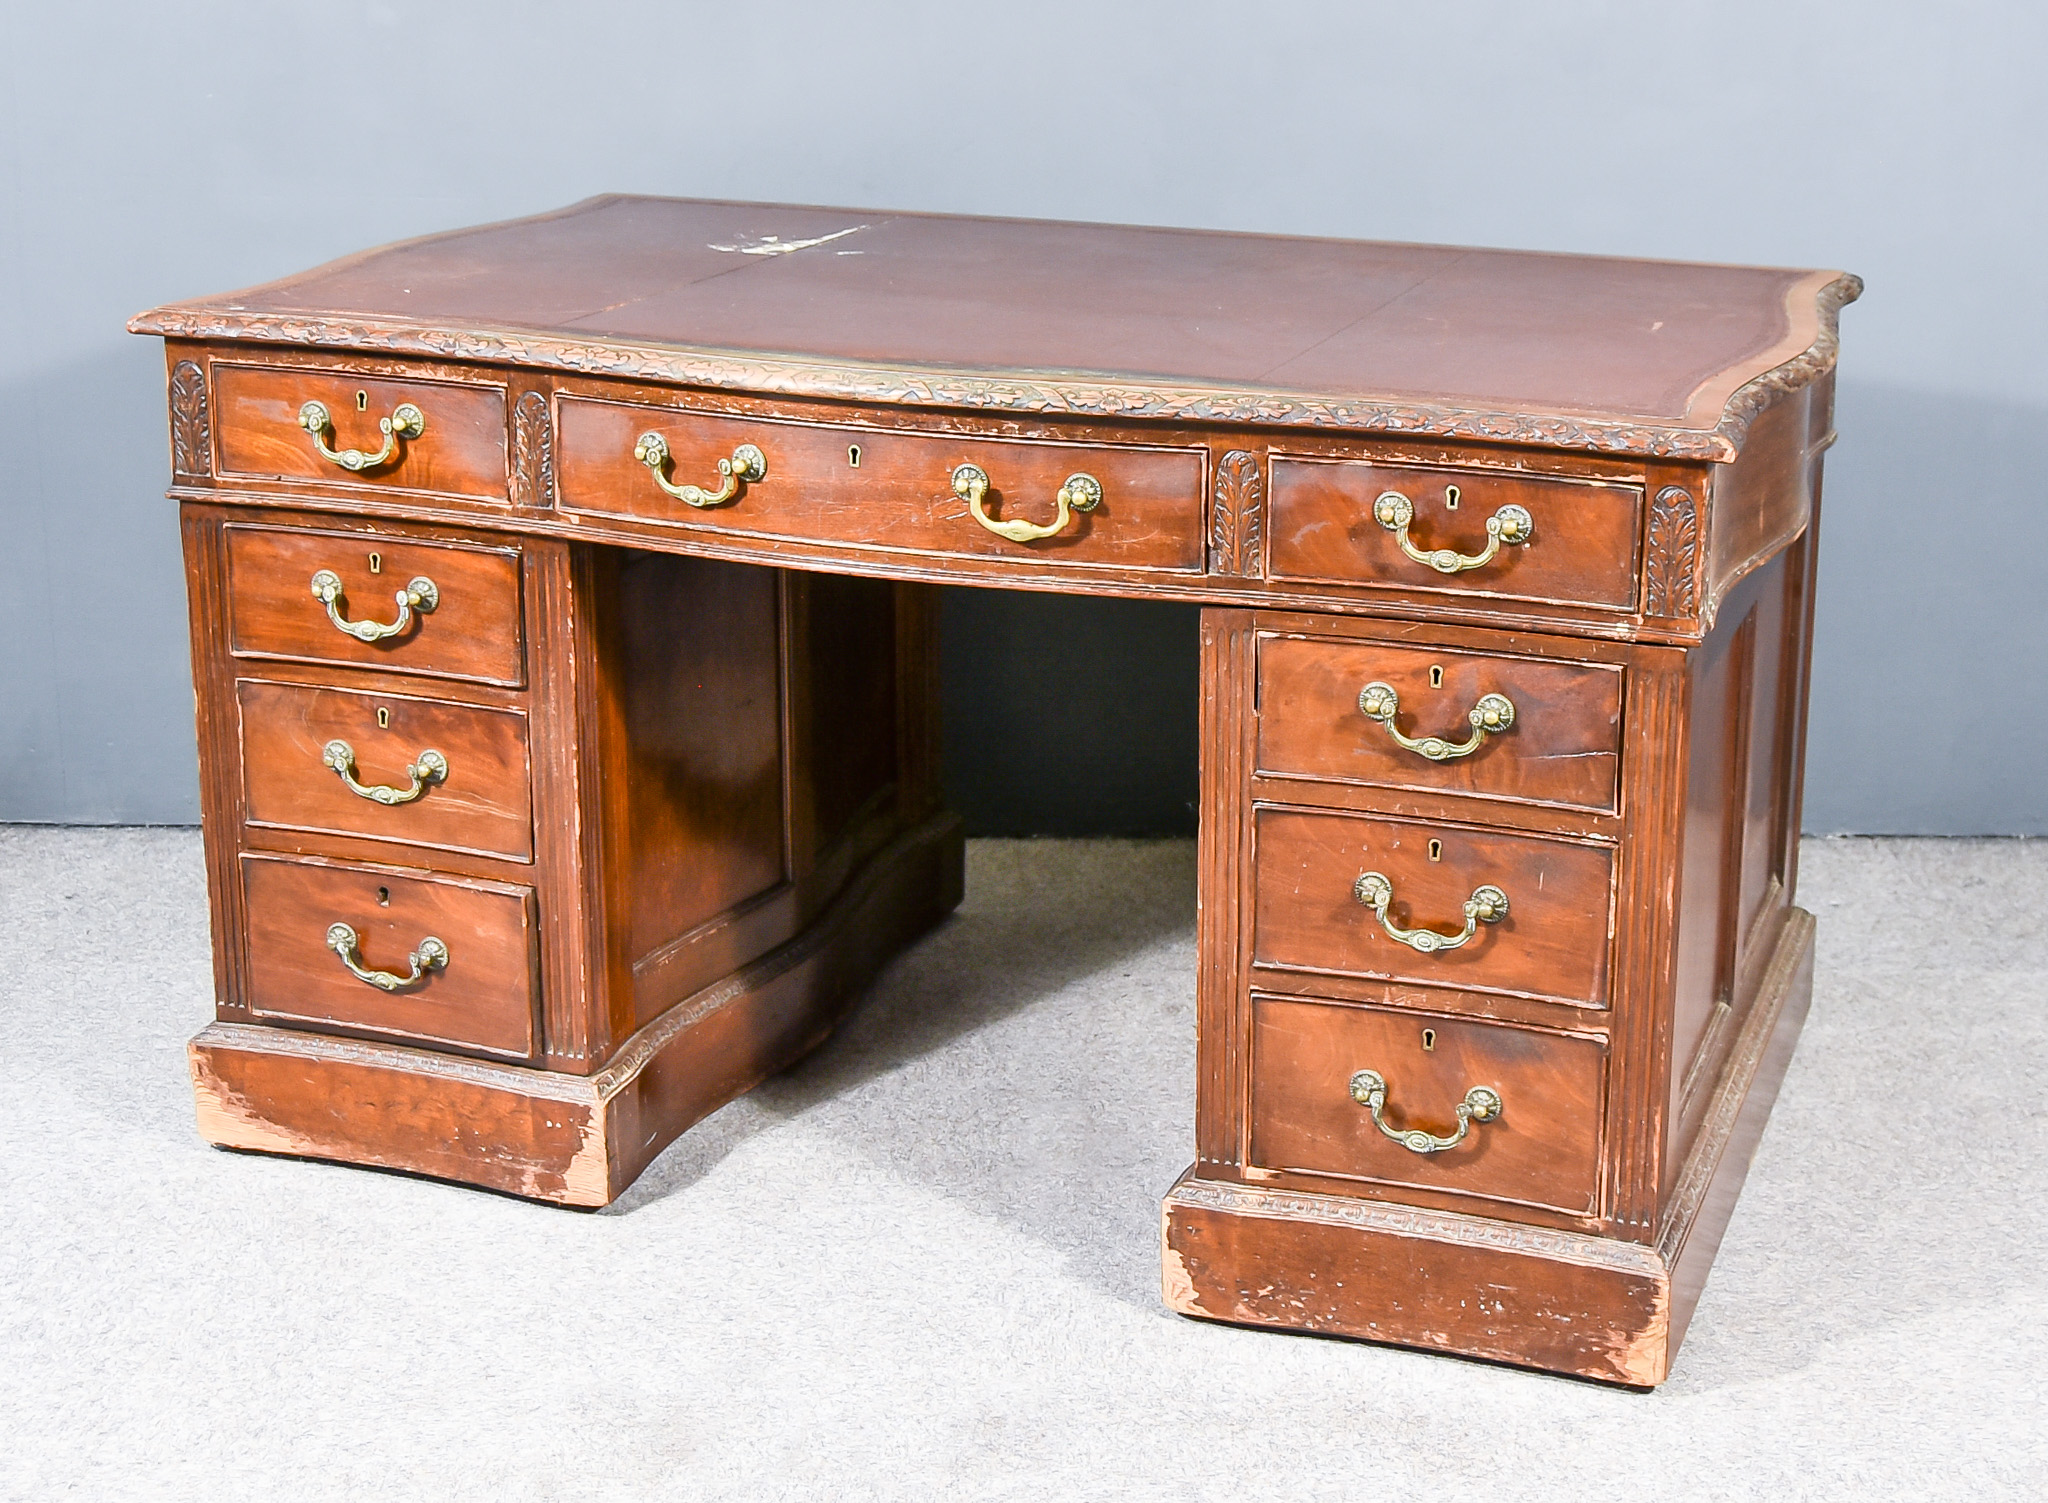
[133,195,1856,462]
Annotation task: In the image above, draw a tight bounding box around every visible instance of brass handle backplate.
[952,463,1102,543]
[325,922,448,992]
[321,739,448,805]
[298,400,425,472]
[309,570,437,642]
[1373,487,1532,574]
[1349,1068,1502,1154]
[1353,872,1509,954]
[1358,682,1516,761]
[633,434,765,507]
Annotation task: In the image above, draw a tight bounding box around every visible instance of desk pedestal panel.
[180,500,963,1202]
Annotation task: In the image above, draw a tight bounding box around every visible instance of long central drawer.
[553,396,1208,571]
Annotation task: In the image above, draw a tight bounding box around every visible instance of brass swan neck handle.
[297,400,424,473]
[953,463,1102,543]
[1373,487,1532,574]
[1358,682,1516,761]
[310,570,438,643]
[1353,872,1509,954]
[633,434,765,507]
[326,923,449,992]
[321,740,448,805]
[1349,1069,1502,1154]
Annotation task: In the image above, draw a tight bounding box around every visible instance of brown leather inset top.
[132,195,1858,460]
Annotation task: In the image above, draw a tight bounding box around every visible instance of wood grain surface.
[555,394,1207,571]
[236,678,532,861]
[240,853,538,1060]
[213,362,508,498]
[1248,994,1605,1214]
[1251,806,1615,1006]
[1255,631,1623,813]
[1268,457,1643,609]
[225,523,525,685]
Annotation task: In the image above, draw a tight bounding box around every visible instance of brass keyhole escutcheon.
[1428,839,1443,862]
[1422,1028,1436,1051]
[848,444,862,468]
[376,707,390,729]
[1444,484,1459,510]
[355,389,369,412]
[1429,665,1444,689]
[368,551,382,574]
[375,886,390,905]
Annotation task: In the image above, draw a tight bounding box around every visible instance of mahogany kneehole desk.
[133,197,1857,1387]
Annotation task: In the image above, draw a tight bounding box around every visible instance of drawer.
[1256,633,1623,813]
[1249,993,1605,1215]
[1253,807,1614,1007]
[241,854,538,1060]
[238,679,533,861]
[225,524,525,686]
[212,363,509,500]
[554,396,1207,572]
[1267,457,1643,610]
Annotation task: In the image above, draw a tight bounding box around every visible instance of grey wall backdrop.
[2,1,2040,834]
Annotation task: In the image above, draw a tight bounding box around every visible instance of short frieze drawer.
[211,363,510,501]
[1267,457,1643,611]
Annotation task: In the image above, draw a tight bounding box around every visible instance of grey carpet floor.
[0,830,2041,1501]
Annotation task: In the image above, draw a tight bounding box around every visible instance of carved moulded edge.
[169,359,211,478]
[512,389,554,507]
[1169,1178,1664,1276]
[1713,273,1863,450]
[192,1021,599,1104]
[1645,484,1700,618]
[129,274,1860,462]
[1208,449,1264,577]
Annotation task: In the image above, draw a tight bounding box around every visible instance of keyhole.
[375,886,390,906]
[1429,665,1444,689]
[1444,484,1460,510]
[355,389,369,412]
[368,551,382,574]
[1422,1028,1436,1052]
[376,707,390,729]
[847,444,862,469]
[1428,839,1443,862]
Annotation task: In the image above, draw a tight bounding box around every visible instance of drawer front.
[238,679,533,861]
[1253,807,1614,1006]
[1267,458,1643,610]
[554,396,1208,572]
[225,525,525,686]
[1256,634,1623,813]
[1249,993,1604,1215]
[213,364,509,499]
[241,855,538,1060]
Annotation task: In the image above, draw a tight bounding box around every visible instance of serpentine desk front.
[132,197,1856,1386]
